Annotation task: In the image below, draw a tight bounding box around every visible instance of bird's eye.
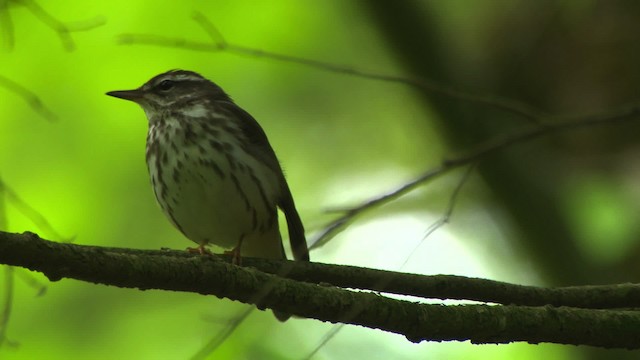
[157,80,174,91]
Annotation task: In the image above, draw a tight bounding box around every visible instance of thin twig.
[0,179,71,241]
[193,245,309,357]
[0,176,6,230]
[305,165,475,359]
[0,179,12,348]
[117,11,545,122]
[9,0,105,51]
[0,0,13,50]
[20,0,73,50]
[190,307,254,360]
[303,324,344,360]
[310,103,640,248]
[0,267,16,348]
[0,75,58,121]
[404,163,476,267]
[310,165,448,249]
[190,11,226,45]
[0,177,49,350]
[14,270,46,296]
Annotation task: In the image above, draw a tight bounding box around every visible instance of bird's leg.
[224,236,244,265]
[187,243,212,255]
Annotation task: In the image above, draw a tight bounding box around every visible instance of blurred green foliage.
[1,1,639,359]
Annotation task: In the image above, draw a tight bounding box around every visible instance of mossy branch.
[1,230,640,349]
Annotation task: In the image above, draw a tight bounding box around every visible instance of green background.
[1,1,640,359]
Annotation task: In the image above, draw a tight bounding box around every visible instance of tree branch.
[0,75,58,122]
[117,11,545,122]
[312,102,640,246]
[1,230,640,348]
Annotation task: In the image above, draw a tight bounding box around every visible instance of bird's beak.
[106,89,145,102]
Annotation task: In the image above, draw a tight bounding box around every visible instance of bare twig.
[310,164,451,249]
[311,103,640,248]
[6,0,105,51]
[0,0,13,50]
[20,0,75,50]
[14,270,46,296]
[406,163,476,267]
[0,267,17,348]
[303,324,344,360]
[0,177,49,349]
[0,179,13,349]
[0,75,58,121]
[0,179,70,241]
[117,11,545,121]
[305,165,475,359]
[190,307,254,360]
[0,176,6,231]
[2,178,63,285]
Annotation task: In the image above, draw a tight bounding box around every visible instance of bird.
[107,70,309,320]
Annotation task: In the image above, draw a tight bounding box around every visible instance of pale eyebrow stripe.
[147,72,206,88]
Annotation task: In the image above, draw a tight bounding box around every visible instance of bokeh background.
[2,1,640,359]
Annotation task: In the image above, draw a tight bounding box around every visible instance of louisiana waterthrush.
[107,70,309,319]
